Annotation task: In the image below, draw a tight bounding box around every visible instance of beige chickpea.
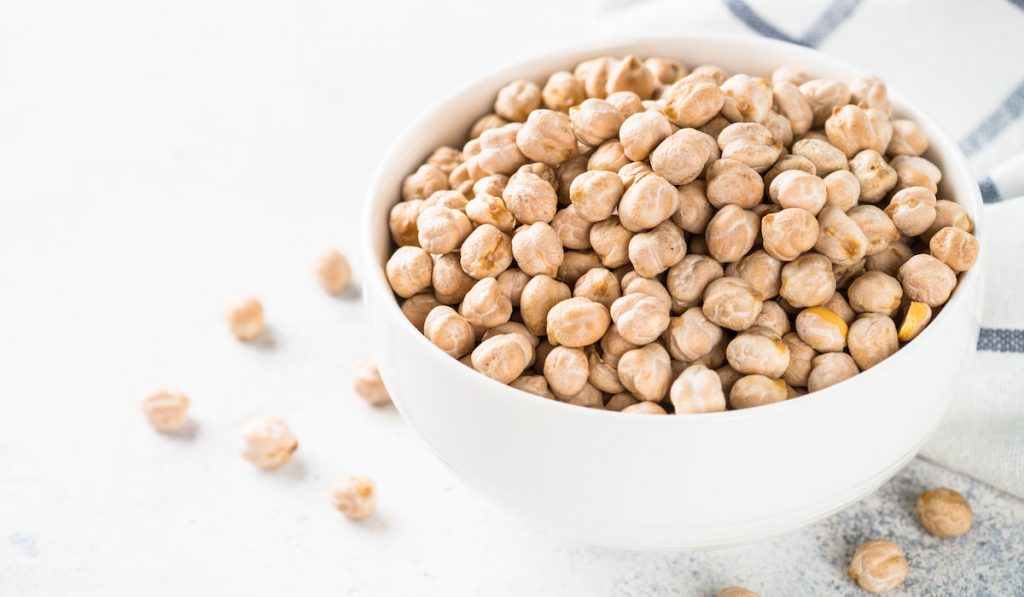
[666,255,724,308]
[495,268,530,308]
[330,475,377,520]
[720,74,773,123]
[225,296,266,341]
[733,250,782,299]
[605,392,640,412]
[807,352,859,392]
[628,221,686,277]
[622,401,666,414]
[891,154,942,194]
[730,375,787,409]
[589,350,626,394]
[422,189,468,212]
[427,145,463,176]
[515,109,577,166]
[833,258,868,290]
[866,241,914,277]
[781,332,817,387]
[695,332,730,369]
[606,91,644,118]
[610,293,671,345]
[469,113,506,139]
[761,208,820,262]
[929,226,979,273]
[240,415,298,469]
[702,276,764,331]
[898,254,957,307]
[885,186,937,237]
[814,206,868,265]
[511,222,563,277]
[771,66,809,87]
[848,271,903,316]
[917,487,973,538]
[717,122,781,173]
[821,291,854,324]
[554,155,587,204]
[389,199,424,247]
[494,79,541,123]
[550,205,593,250]
[459,277,512,328]
[142,390,190,432]
[472,333,533,384]
[798,78,851,126]
[618,173,679,232]
[666,307,723,362]
[546,296,611,348]
[556,250,601,286]
[823,170,860,212]
[555,382,604,409]
[847,205,899,256]
[763,110,794,148]
[824,104,877,158]
[795,306,848,352]
[780,254,835,308]
[543,346,590,396]
[473,173,509,198]
[887,119,928,157]
[459,224,513,280]
[423,305,475,359]
[568,169,624,223]
[618,161,654,189]
[386,247,434,298]
[402,164,449,201]
[503,171,558,224]
[313,248,352,295]
[672,181,713,234]
[671,363,726,414]
[542,71,585,112]
[753,300,791,337]
[706,205,759,264]
[478,123,528,176]
[769,170,827,214]
[619,110,673,161]
[726,327,791,378]
[849,149,897,203]
[589,216,634,268]
[718,364,743,395]
[401,293,442,331]
[773,81,813,135]
[511,375,555,399]
[650,128,714,185]
[587,139,630,173]
[622,276,672,311]
[868,106,893,154]
[690,64,729,84]
[570,98,624,147]
[850,75,892,114]
[430,253,473,304]
[574,56,614,99]
[606,55,656,99]
[848,540,909,594]
[482,320,538,348]
[791,138,848,176]
[706,159,763,209]
[925,199,973,241]
[645,57,688,85]
[519,275,571,336]
[466,192,516,232]
[848,313,899,370]
[662,74,725,127]
[762,155,814,196]
[600,324,640,363]
[618,343,672,401]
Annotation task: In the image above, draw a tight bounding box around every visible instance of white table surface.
[2,1,1022,595]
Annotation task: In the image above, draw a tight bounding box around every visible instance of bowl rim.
[361,33,983,423]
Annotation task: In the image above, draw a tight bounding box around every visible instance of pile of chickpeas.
[384,54,979,416]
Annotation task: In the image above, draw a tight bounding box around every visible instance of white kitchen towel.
[597,0,1024,497]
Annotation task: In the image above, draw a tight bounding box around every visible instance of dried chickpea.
[929,226,979,273]
[427,146,463,176]
[730,375,787,409]
[610,293,671,345]
[733,250,782,299]
[240,415,298,469]
[645,57,687,85]
[763,110,794,148]
[226,296,266,341]
[622,276,672,310]
[650,128,713,185]
[459,277,512,328]
[671,363,726,414]
[466,192,516,232]
[471,334,533,384]
[570,98,624,147]
[848,540,908,594]
[772,67,809,87]
[781,332,817,387]
[618,173,679,232]
[589,350,625,393]
[666,306,723,362]
[773,81,813,135]
[707,159,764,209]
[848,271,902,316]
[848,313,899,370]
[833,258,868,290]
[546,297,611,347]
[549,205,592,250]
[605,392,640,412]
[587,139,630,172]
[823,170,860,212]
[389,200,423,247]
[672,181,713,234]
[432,253,474,304]
[542,71,585,112]
[330,475,377,519]
[780,254,835,308]
[702,276,763,331]
[717,587,759,597]
[798,78,851,126]
[520,275,571,336]
[753,300,791,337]
[888,119,929,157]
[824,104,877,158]
[511,375,555,399]
[574,56,613,99]
[554,156,587,204]
[662,75,725,127]
[925,199,973,241]
[720,74,773,123]
[618,161,654,189]
[459,224,513,280]
[667,255,724,308]
[885,186,937,237]
[556,250,601,286]
[796,306,848,352]
[727,327,791,378]
[898,254,957,307]
[622,401,666,414]
[851,75,892,115]
[142,390,189,432]
[815,206,868,265]
[917,487,973,537]
[764,154,816,191]
[423,305,475,359]
[807,352,859,392]
[503,170,558,224]
[415,205,471,255]
[494,79,541,122]
[401,293,442,331]
[761,208,820,262]
[628,221,686,277]
[554,381,604,408]
[706,205,759,263]
[619,110,672,161]
[691,64,729,85]
[847,205,899,256]
[769,170,827,214]
[891,155,942,194]
[511,222,563,277]
[792,138,848,176]
[569,170,624,222]
[402,164,449,201]
[478,123,527,176]
[866,241,914,277]
[542,345,590,396]
[717,122,781,172]
[606,55,656,99]
[473,173,509,197]
[496,268,530,307]
[618,343,672,401]
[850,149,897,203]
[515,109,577,166]
[590,216,633,268]
[606,91,643,118]
[315,249,353,295]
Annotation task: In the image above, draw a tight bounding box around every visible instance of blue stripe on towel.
[979,177,1003,203]
[1009,0,1024,11]
[723,0,800,44]
[978,328,1024,353]
[724,0,862,47]
[959,79,1024,157]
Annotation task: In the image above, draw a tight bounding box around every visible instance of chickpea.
[773,81,813,135]
[570,98,624,147]
[689,234,709,256]
[764,153,816,190]
[925,199,973,241]
[847,271,902,316]
[459,277,512,328]
[473,173,509,198]
[142,390,190,432]
[824,104,877,158]
[329,475,377,520]
[606,91,644,118]
[511,375,555,399]
[781,332,817,387]
[714,365,743,397]
[706,159,763,209]
[662,74,725,127]
[771,67,809,87]
[240,415,298,469]
[795,306,848,352]
[702,276,763,331]
[402,164,449,201]
[477,123,528,176]
[807,352,859,392]
[891,154,942,194]
[494,79,541,122]
[587,139,630,173]
[917,487,972,537]
[618,161,653,189]
[645,57,688,85]
[753,300,791,336]
[717,122,781,172]
[555,382,604,408]
[605,392,640,412]
[823,170,860,212]
[574,56,613,99]
[929,226,979,273]
[610,293,671,345]
[850,75,892,114]
[589,216,634,268]
[538,345,589,396]
[898,254,957,307]
[706,205,759,264]
[887,119,929,157]
[666,255,724,308]
[866,241,914,277]
[542,71,585,112]
[504,169,560,224]
[761,208,820,262]
[733,250,782,300]
[666,307,723,362]
[431,253,473,304]
[544,297,610,347]
[848,540,908,594]
[798,78,851,126]
[768,170,827,214]
[606,54,656,99]
[619,110,673,161]
[884,186,936,237]
[846,205,899,256]
[849,149,897,203]
[670,181,711,234]
[761,110,792,148]
[472,333,533,384]
[555,155,588,204]
[780,254,835,308]
[494,268,529,308]
[833,258,868,290]
[423,305,475,359]
[426,146,463,176]
[791,138,848,176]
[730,374,787,409]
[519,275,571,336]
[515,109,577,166]
[628,221,686,277]
[466,192,516,232]
[508,222,561,277]
[556,250,601,286]
[622,276,672,311]
[400,293,442,331]
[618,173,679,232]
[547,206,591,251]
[349,360,390,407]
[650,128,714,185]
[691,64,729,84]
[568,170,623,223]
[815,206,868,265]
[469,113,507,139]
[848,313,899,370]
[618,343,672,401]
[720,74,773,123]
[460,224,513,280]
[622,401,666,414]
[225,296,267,341]
[589,349,626,393]
[726,327,791,378]
[670,363,726,414]
[389,200,424,247]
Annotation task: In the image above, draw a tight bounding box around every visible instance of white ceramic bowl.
[361,35,984,550]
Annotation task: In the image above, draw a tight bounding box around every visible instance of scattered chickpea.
[929,226,979,273]
[618,342,672,401]
[316,249,353,295]
[807,352,859,392]
[848,539,909,594]
[330,475,377,520]
[142,390,190,432]
[917,487,973,537]
[717,587,760,597]
[240,415,298,469]
[226,296,266,341]
[898,254,958,307]
[472,333,533,384]
[730,374,787,409]
[352,359,392,406]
